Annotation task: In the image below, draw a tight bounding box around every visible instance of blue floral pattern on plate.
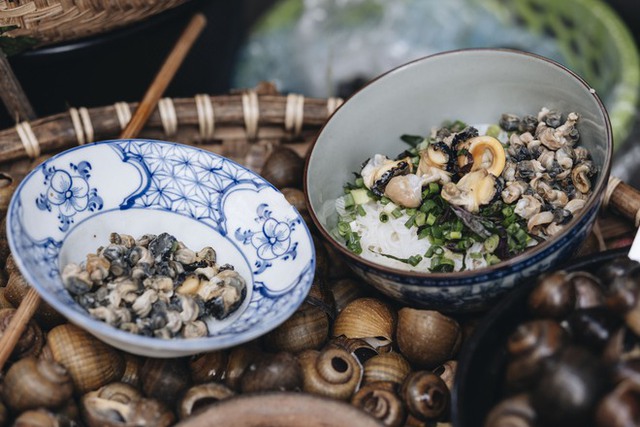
[7,139,315,357]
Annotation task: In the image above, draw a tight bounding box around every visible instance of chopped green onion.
[414,212,426,227]
[484,234,500,253]
[343,193,355,208]
[380,196,391,205]
[425,245,444,257]
[426,213,437,226]
[486,124,502,138]
[351,188,371,205]
[354,177,365,188]
[356,205,366,216]
[337,221,351,236]
[405,208,417,216]
[404,214,416,228]
[485,253,501,265]
[430,255,455,272]
[447,230,462,240]
[428,182,440,195]
[420,199,438,213]
[379,212,389,223]
[391,208,403,219]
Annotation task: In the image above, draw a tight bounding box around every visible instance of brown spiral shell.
[262,305,330,353]
[178,383,235,420]
[333,298,396,351]
[401,371,450,422]
[484,394,536,427]
[46,323,125,394]
[2,357,73,412]
[260,146,304,189]
[351,381,406,427]
[240,351,303,393]
[362,352,412,386]
[5,272,66,329]
[0,307,44,360]
[298,346,363,400]
[396,308,462,368]
[120,353,143,388]
[141,357,191,406]
[329,277,367,313]
[189,350,229,383]
[224,342,263,391]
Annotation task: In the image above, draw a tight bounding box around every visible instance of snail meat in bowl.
[334,108,594,273]
[7,139,315,357]
[305,49,612,312]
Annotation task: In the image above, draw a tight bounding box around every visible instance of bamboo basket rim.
[0,0,192,47]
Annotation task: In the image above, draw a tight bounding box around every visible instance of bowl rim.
[303,47,613,282]
[6,138,316,355]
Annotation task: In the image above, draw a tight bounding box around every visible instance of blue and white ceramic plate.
[7,139,315,357]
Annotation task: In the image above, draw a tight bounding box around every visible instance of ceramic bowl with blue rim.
[7,139,315,357]
[304,49,612,313]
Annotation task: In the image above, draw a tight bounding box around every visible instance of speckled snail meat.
[61,232,247,339]
[334,108,596,272]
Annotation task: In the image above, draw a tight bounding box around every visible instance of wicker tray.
[0,0,191,48]
[0,85,635,427]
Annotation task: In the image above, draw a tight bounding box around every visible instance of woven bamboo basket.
[0,84,636,426]
[0,0,190,47]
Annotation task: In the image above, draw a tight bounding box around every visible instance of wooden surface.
[176,392,385,427]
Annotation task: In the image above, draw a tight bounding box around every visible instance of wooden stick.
[0,13,207,371]
[0,51,36,122]
[120,13,207,139]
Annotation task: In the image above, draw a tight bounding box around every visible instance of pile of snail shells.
[0,159,476,427]
[486,257,640,427]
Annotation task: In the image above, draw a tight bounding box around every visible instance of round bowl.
[304,48,612,312]
[6,139,315,358]
[451,246,629,427]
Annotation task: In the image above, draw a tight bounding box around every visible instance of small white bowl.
[7,139,315,357]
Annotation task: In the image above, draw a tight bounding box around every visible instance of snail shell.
[120,353,143,388]
[13,409,69,427]
[0,216,9,267]
[5,271,66,329]
[2,357,73,413]
[224,341,263,391]
[484,394,536,427]
[528,271,576,319]
[89,382,142,403]
[396,308,461,368]
[401,371,450,422]
[0,401,6,427]
[0,308,44,360]
[178,383,235,420]
[46,323,125,394]
[433,360,457,393]
[240,351,303,393]
[189,350,228,383]
[504,319,566,392]
[362,352,411,386]
[0,287,13,309]
[333,298,396,351]
[281,187,311,226]
[262,305,330,353]
[260,146,304,189]
[351,381,406,427]
[5,253,18,277]
[595,379,640,427]
[298,346,363,400]
[82,386,175,427]
[329,335,379,365]
[0,172,17,215]
[329,277,367,313]
[141,357,191,406]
